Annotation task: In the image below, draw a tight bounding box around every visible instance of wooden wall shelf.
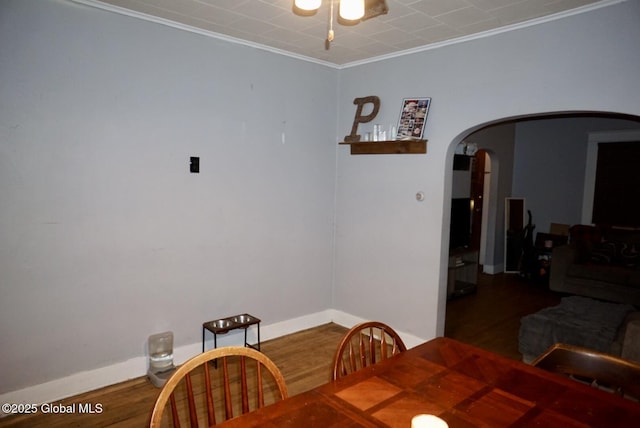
[339,139,427,155]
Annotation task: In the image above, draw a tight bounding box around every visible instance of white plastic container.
[148,331,176,387]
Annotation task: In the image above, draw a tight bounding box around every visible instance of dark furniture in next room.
[550,225,640,305]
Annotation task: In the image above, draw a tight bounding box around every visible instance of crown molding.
[70,0,340,68]
[71,0,625,70]
[340,0,626,69]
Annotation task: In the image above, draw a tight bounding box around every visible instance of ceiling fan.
[294,0,389,48]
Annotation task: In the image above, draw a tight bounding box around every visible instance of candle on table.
[411,414,448,428]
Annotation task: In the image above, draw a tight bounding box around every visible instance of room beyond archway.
[444,111,640,361]
[450,111,640,277]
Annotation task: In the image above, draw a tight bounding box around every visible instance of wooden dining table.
[217,337,640,427]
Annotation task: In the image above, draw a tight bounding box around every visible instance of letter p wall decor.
[344,96,380,142]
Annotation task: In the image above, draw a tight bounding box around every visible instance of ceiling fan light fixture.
[294,0,322,11]
[339,0,365,21]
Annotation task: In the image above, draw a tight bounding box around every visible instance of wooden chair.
[332,321,407,380]
[532,343,640,400]
[149,346,288,427]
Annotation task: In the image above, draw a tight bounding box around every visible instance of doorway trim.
[582,129,640,224]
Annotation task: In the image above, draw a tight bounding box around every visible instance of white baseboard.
[483,263,503,274]
[0,354,151,416]
[327,310,426,349]
[0,309,427,414]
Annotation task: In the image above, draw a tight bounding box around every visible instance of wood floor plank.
[445,272,561,360]
[0,275,560,427]
[0,324,348,428]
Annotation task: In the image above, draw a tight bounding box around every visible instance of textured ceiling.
[79,0,609,67]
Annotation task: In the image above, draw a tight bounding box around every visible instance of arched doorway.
[444,111,640,359]
[450,111,640,277]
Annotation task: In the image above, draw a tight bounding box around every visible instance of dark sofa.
[549,225,640,306]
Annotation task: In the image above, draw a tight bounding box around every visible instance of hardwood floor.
[445,272,561,360]
[0,323,349,428]
[0,274,560,427]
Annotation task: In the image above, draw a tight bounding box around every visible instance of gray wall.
[2,0,640,398]
[513,117,640,234]
[334,0,640,339]
[0,0,338,393]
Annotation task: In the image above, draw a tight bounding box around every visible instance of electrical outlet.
[190,156,199,173]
